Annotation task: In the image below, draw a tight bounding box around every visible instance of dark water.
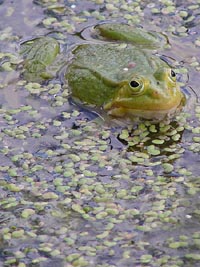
[0,1,200,266]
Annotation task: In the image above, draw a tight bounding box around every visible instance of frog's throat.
[103,93,185,119]
[105,106,180,119]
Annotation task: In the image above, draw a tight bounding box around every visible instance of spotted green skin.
[20,36,60,82]
[66,24,184,119]
[93,23,166,49]
[21,24,185,119]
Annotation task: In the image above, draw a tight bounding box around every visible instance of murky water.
[0,1,200,267]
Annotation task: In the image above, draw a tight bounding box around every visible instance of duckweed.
[21,208,35,219]
[42,192,59,199]
[169,241,188,249]
[162,163,174,173]
[147,145,161,155]
[185,254,200,260]
[11,229,25,238]
[140,254,153,263]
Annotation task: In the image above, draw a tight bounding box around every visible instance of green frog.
[20,23,185,120]
[20,36,60,82]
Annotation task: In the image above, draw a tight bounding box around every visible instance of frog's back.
[94,23,166,49]
[66,43,164,105]
[69,43,154,78]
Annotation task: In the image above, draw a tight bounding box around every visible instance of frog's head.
[104,64,185,120]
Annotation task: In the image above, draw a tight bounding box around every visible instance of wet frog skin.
[66,42,183,119]
[20,36,60,82]
[66,24,184,119]
[20,23,185,120]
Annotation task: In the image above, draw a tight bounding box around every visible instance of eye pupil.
[130,80,140,88]
[171,70,176,77]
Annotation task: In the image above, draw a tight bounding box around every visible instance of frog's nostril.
[152,90,160,99]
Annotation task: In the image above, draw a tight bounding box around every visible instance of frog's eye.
[129,79,144,94]
[171,70,176,78]
[168,69,176,82]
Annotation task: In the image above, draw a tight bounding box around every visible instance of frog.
[20,23,185,120]
[20,36,60,82]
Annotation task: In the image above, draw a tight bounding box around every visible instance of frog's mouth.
[103,93,185,120]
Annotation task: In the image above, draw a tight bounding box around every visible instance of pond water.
[0,1,200,267]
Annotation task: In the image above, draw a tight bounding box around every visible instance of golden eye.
[129,79,144,94]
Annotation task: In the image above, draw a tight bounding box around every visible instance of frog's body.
[20,23,185,119]
[20,37,60,82]
[66,43,183,119]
